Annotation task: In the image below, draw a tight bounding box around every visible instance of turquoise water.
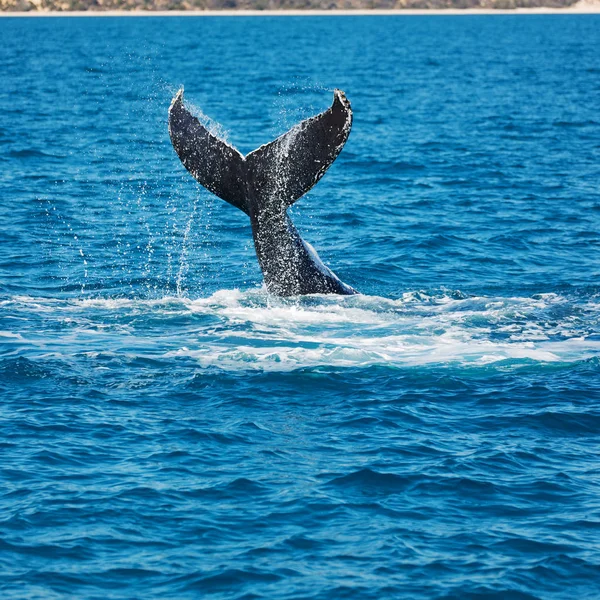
[1,14,600,599]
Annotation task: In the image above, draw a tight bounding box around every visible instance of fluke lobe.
[168,88,357,297]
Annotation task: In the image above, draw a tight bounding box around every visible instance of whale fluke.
[168,89,352,214]
[246,90,352,209]
[168,88,357,296]
[168,89,249,215]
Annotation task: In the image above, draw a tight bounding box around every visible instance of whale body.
[168,89,357,297]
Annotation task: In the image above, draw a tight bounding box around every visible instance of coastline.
[2,5,600,15]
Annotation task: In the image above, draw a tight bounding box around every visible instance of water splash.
[3,289,599,372]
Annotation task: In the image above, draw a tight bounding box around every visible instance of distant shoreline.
[2,6,600,16]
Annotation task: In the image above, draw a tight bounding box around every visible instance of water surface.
[1,15,600,600]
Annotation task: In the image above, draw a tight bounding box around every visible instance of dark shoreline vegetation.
[0,0,581,12]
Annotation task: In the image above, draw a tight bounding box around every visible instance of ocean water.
[1,14,600,599]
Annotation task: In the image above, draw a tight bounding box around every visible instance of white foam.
[0,331,24,339]
[3,290,599,371]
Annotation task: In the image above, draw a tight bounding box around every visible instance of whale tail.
[168,89,249,214]
[168,89,352,214]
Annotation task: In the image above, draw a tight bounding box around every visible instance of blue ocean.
[1,14,600,599]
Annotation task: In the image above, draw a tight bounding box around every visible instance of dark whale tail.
[168,89,249,214]
[168,88,357,296]
[168,88,352,215]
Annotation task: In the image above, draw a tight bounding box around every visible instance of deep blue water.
[2,14,600,599]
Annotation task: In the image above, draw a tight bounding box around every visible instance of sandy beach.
[2,3,600,15]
